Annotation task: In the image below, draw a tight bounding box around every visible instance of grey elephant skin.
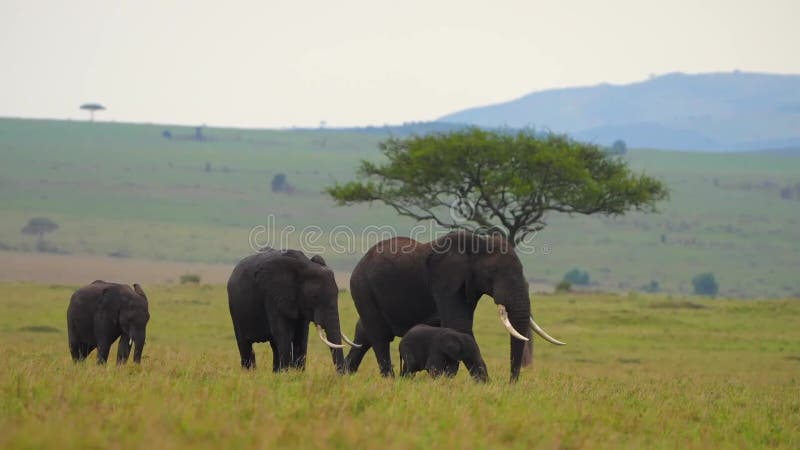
[67,281,150,364]
[399,324,488,382]
[227,249,346,373]
[346,230,559,381]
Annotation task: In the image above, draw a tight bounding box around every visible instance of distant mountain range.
[436,72,800,152]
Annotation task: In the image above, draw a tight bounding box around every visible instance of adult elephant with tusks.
[227,249,357,373]
[345,231,565,381]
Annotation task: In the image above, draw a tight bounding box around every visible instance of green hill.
[1,118,798,297]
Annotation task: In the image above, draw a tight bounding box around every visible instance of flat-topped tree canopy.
[79,103,106,121]
[327,127,669,245]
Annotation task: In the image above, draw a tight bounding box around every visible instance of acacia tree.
[327,128,668,366]
[79,103,105,121]
[21,217,59,243]
[327,128,668,245]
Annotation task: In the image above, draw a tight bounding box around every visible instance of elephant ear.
[439,332,463,361]
[95,286,123,329]
[254,258,301,319]
[132,283,147,301]
[426,233,479,303]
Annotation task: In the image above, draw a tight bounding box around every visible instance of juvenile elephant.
[227,249,357,373]
[67,280,150,364]
[399,324,488,382]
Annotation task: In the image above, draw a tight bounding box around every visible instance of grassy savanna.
[1,283,798,449]
[1,118,799,297]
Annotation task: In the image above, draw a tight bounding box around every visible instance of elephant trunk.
[131,328,146,364]
[495,281,532,382]
[315,309,347,374]
[508,309,531,382]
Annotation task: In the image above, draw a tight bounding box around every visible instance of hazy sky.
[1,0,798,128]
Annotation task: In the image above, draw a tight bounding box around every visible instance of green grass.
[1,118,799,296]
[1,283,798,449]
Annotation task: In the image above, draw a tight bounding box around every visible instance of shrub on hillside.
[180,273,201,284]
[564,268,590,286]
[692,272,719,296]
[555,280,572,293]
[642,280,660,293]
[271,173,295,194]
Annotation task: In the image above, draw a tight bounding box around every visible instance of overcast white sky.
[0,0,798,128]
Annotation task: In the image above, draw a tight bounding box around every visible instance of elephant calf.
[67,280,150,364]
[399,324,488,382]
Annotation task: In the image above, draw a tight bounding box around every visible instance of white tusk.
[530,316,566,346]
[342,332,362,348]
[497,305,529,341]
[316,324,345,349]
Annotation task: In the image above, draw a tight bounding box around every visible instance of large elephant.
[67,280,150,364]
[399,324,488,382]
[227,249,357,373]
[345,231,565,381]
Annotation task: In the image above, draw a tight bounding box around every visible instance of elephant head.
[427,231,564,381]
[264,251,349,373]
[98,283,150,363]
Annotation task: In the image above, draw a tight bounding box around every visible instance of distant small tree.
[642,280,660,293]
[79,103,105,121]
[180,273,201,284]
[271,173,295,194]
[605,139,627,155]
[692,272,719,296]
[564,268,590,286]
[272,173,287,192]
[21,218,59,243]
[205,162,212,173]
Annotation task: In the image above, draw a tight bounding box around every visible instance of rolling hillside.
[0,118,799,297]
[439,72,800,151]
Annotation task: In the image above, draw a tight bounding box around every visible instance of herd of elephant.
[66,231,566,382]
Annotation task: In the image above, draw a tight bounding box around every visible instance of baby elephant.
[399,324,488,382]
[67,280,150,364]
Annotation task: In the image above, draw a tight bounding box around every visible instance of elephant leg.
[443,359,460,378]
[78,343,93,360]
[267,314,294,372]
[69,334,82,362]
[238,340,256,369]
[345,320,373,373]
[290,321,309,370]
[269,341,279,371]
[426,355,454,378]
[69,343,81,361]
[269,323,293,372]
[116,334,131,365]
[96,339,111,365]
[399,354,416,378]
[372,339,394,377]
[274,338,293,372]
